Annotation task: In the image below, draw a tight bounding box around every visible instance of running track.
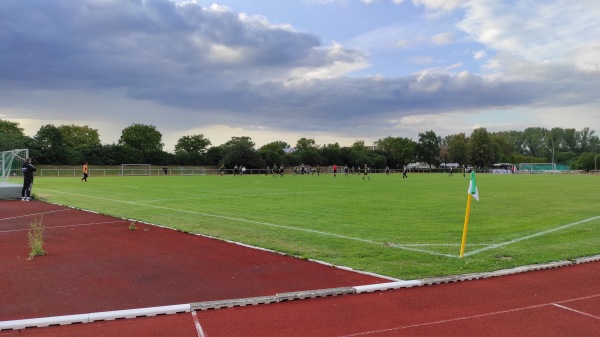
[1,201,599,336]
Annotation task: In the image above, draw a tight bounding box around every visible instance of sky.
[1,0,599,151]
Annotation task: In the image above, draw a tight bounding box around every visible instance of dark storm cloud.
[1,0,598,138]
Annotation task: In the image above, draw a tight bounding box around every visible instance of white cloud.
[1,0,599,150]
[431,32,455,45]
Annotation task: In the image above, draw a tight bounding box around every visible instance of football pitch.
[26,172,600,280]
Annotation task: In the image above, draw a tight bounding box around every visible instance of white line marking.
[191,311,207,337]
[464,215,600,257]
[0,209,71,222]
[0,221,125,233]
[553,304,600,320]
[338,293,600,336]
[38,189,457,258]
[36,189,600,259]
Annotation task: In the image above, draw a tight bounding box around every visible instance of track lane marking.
[337,293,600,336]
[0,209,72,222]
[191,311,207,337]
[0,220,125,233]
[553,304,600,320]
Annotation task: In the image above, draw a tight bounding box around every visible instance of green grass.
[20,172,600,280]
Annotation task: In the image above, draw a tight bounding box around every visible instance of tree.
[221,136,264,168]
[33,124,67,164]
[319,143,343,165]
[57,124,101,149]
[520,127,547,158]
[259,141,287,167]
[469,128,495,168]
[416,130,440,168]
[375,136,416,167]
[351,140,366,152]
[118,124,163,152]
[174,134,211,154]
[0,119,31,150]
[446,133,469,165]
[295,137,317,151]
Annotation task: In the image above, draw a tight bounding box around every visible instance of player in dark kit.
[21,158,36,201]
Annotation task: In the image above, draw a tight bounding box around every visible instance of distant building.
[439,163,460,168]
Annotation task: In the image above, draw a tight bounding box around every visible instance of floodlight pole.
[595,154,598,172]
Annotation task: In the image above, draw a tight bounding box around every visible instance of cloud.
[431,32,455,45]
[1,0,599,150]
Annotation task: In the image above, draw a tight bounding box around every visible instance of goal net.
[517,163,566,173]
[1,149,29,182]
[178,167,207,176]
[120,164,152,176]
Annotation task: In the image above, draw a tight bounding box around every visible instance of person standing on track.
[21,158,36,201]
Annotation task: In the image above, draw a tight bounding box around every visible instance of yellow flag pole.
[459,194,473,258]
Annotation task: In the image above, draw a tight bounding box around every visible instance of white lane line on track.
[0,220,125,233]
[191,311,207,337]
[0,209,71,222]
[337,293,600,337]
[553,304,600,320]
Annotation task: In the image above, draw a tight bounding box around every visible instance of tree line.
[1,120,599,171]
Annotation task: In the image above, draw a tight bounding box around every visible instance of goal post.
[178,167,207,176]
[517,163,560,173]
[120,164,152,176]
[1,149,29,182]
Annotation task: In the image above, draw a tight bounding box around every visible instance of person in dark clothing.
[21,158,36,201]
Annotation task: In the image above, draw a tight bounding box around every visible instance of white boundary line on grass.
[35,189,600,259]
[463,215,600,257]
[37,189,459,258]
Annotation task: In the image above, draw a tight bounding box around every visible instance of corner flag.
[460,170,479,257]
[468,171,479,201]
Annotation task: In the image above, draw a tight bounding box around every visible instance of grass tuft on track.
[28,172,600,279]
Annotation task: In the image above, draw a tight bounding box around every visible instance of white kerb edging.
[0,304,190,331]
[354,280,422,293]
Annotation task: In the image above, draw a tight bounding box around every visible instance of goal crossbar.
[120,164,152,176]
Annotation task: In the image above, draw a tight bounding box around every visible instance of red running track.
[2,200,599,336]
[1,261,599,336]
[0,200,388,321]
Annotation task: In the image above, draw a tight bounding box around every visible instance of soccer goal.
[178,167,207,176]
[518,163,558,174]
[1,149,29,182]
[120,164,152,176]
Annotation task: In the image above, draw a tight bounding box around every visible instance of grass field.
[18,171,600,280]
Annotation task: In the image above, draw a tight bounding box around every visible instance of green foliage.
[35,173,600,279]
[175,134,211,154]
[27,217,46,260]
[57,124,101,149]
[469,127,495,168]
[118,123,164,152]
[417,130,441,167]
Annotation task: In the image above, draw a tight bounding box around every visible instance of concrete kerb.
[3,258,600,331]
[0,304,190,331]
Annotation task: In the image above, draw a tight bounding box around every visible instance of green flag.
[468,171,479,201]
